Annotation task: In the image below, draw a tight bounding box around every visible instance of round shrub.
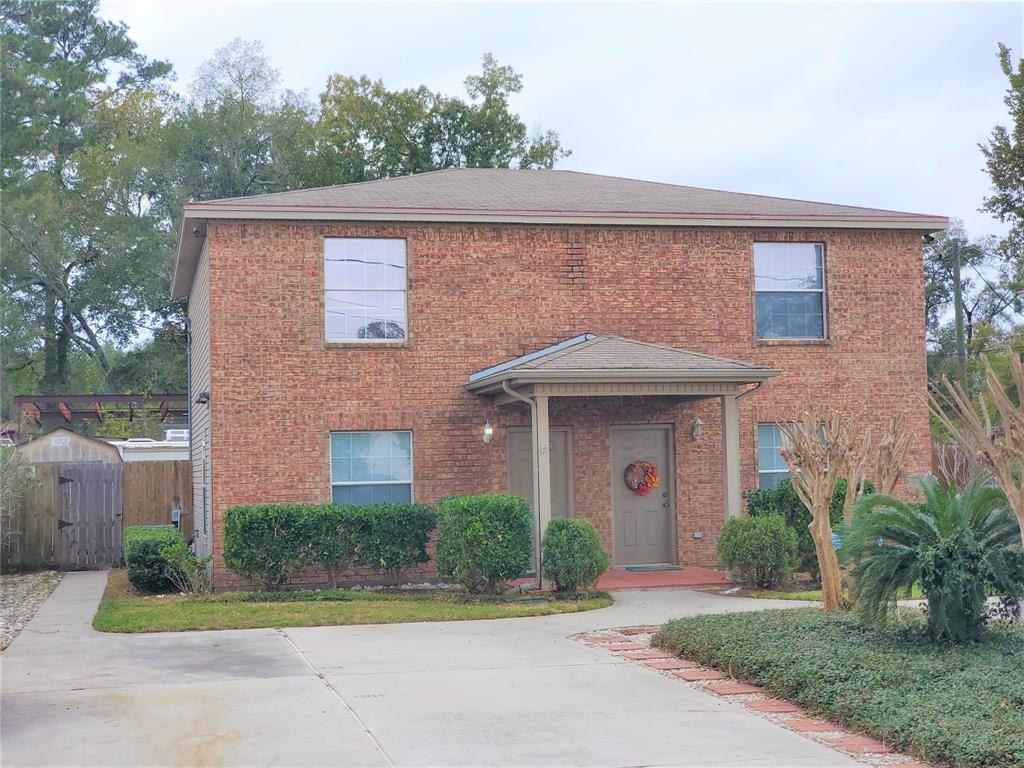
[746,477,871,583]
[123,525,187,593]
[541,518,610,593]
[717,514,798,588]
[436,494,532,594]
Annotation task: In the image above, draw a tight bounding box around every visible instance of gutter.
[469,367,779,393]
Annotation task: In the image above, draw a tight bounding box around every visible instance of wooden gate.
[57,463,123,569]
[1,462,122,571]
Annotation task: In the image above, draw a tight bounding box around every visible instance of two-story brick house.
[171,169,946,590]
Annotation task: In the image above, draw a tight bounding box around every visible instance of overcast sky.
[100,1,1021,237]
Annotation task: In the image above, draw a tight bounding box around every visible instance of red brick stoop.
[574,627,937,768]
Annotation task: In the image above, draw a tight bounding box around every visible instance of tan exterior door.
[507,427,572,518]
[611,425,674,565]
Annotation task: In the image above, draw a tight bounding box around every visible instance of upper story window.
[324,238,407,342]
[754,243,825,340]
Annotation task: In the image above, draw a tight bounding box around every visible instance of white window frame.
[754,242,827,340]
[329,430,414,503]
[757,423,790,490]
[324,237,408,344]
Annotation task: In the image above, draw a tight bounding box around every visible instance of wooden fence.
[2,459,192,572]
[122,460,193,535]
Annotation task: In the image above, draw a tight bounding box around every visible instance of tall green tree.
[163,38,317,205]
[1,0,174,400]
[981,44,1024,259]
[313,53,568,184]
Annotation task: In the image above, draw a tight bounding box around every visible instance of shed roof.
[15,426,122,464]
[467,334,777,393]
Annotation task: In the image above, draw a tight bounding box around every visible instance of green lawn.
[742,584,924,601]
[93,570,612,632]
[654,609,1024,768]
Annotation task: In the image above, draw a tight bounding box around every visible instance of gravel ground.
[1,571,63,651]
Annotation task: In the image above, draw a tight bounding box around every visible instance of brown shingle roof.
[188,168,941,221]
[467,334,776,391]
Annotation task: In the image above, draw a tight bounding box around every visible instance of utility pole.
[928,233,968,391]
[950,241,968,392]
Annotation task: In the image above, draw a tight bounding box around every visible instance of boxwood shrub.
[745,477,872,582]
[717,513,797,588]
[436,494,532,594]
[541,518,610,593]
[124,525,186,593]
[223,502,436,588]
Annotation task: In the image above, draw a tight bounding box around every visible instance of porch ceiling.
[466,334,778,396]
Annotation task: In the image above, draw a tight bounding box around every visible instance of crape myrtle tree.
[931,350,1024,545]
[778,413,909,611]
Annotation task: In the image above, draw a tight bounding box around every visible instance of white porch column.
[534,395,553,585]
[721,393,742,518]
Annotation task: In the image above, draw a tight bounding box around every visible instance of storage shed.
[15,427,122,464]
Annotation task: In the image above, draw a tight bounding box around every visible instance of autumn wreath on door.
[624,460,660,496]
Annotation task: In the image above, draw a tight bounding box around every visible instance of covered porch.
[467,334,777,583]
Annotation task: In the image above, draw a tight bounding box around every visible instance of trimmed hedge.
[223,504,312,588]
[124,526,186,593]
[347,503,437,582]
[436,494,532,594]
[654,609,1024,768]
[222,503,436,588]
[717,514,797,588]
[541,518,610,593]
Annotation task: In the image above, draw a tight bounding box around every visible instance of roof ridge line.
[186,168,458,207]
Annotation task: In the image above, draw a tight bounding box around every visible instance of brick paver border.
[575,628,935,768]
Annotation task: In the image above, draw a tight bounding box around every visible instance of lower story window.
[757,424,790,490]
[330,430,412,504]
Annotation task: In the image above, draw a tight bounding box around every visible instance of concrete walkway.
[1,572,858,767]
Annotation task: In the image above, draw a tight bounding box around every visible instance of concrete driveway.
[1,572,857,767]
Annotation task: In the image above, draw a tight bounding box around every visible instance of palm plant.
[846,476,1024,643]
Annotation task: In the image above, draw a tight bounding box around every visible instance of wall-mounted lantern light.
[482,421,494,444]
[194,390,211,405]
[692,417,704,441]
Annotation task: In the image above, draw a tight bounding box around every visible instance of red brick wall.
[205,222,930,589]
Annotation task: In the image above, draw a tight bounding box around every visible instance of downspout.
[735,380,763,402]
[183,317,196,549]
[184,317,193,439]
[502,381,542,585]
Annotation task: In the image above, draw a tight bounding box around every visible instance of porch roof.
[466,334,777,394]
